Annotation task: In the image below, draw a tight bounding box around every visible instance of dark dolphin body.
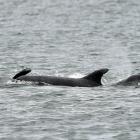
[13,68,109,87]
[115,74,140,86]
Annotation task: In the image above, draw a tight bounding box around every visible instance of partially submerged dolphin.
[116,74,140,86]
[13,68,109,87]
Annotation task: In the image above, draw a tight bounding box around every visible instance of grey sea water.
[0,0,140,139]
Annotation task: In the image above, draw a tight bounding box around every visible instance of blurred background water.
[0,0,140,139]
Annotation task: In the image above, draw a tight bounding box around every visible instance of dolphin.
[12,68,109,87]
[115,74,140,86]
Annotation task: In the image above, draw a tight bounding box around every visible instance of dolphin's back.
[116,74,140,86]
[17,75,97,87]
[13,68,109,87]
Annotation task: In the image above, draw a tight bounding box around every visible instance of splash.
[103,40,132,83]
[69,73,84,78]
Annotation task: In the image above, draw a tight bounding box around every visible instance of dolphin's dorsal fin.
[83,68,109,84]
[13,68,31,79]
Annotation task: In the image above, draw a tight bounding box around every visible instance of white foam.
[69,73,84,78]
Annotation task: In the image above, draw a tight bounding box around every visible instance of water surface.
[0,0,140,139]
